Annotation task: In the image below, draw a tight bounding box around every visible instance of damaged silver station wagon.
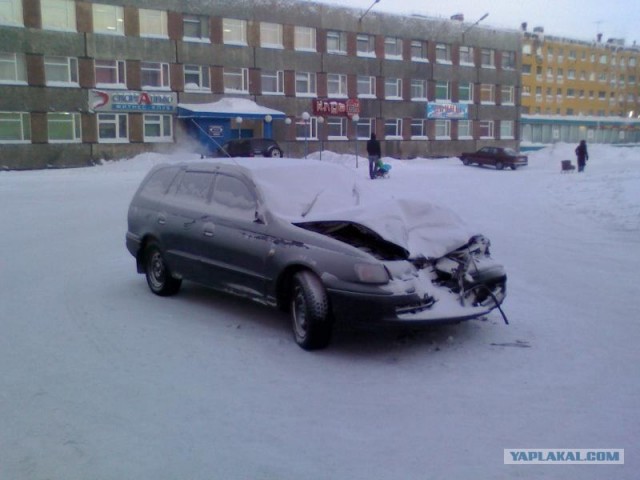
[126,158,507,350]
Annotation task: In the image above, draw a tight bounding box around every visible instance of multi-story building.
[0,0,523,169]
[520,27,640,145]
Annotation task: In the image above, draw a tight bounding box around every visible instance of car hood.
[247,159,474,258]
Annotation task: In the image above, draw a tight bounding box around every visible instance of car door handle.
[203,222,216,237]
[203,230,214,237]
[157,215,166,225]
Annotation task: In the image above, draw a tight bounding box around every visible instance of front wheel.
[269,148,283,158]
[290,271,332,350]
[143,243,182,296]
[462,157,471,166]
[496,161,505,170]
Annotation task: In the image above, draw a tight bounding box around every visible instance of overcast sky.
[312,0,639,45]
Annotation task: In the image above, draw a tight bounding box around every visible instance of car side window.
[211,174,257,221]
[139,166,180,198]
[174,172,214,203]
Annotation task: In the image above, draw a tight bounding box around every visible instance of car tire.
[290,271,332,350]
[144,242,182,296]
[496,161,505,170]
[462,157,471,166]
[510,165,517,170]
[269,148,283,158]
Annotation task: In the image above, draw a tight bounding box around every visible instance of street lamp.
[317,116,325,160]
[352,114,360,168]
[359,0,381,23]
[461,13,489,43]
[302,111,310,158]
[235,116,243,138]
[264,114,273,138]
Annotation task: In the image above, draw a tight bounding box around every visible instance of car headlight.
[354,263,390,284]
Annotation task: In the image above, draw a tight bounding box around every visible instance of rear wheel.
[496,161,505,170]
[462,157,471,166]
[290,271,332,350]
[269,148,283,158]
[143,242,181,296]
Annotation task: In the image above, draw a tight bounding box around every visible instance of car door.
[162,170,216,283]
[477,147,492,167]
[198,173,273,299]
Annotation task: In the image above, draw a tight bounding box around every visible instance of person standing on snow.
[366,133,381,179]
[575,140,589,172]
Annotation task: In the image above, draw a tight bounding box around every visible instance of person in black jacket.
[575,140,589,172]
[366,133,381,179]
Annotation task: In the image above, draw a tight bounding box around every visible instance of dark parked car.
[126,159,507,350]
[216,138,283,158]
[459,147,528,170]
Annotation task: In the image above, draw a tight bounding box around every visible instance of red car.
[459,147,528,170]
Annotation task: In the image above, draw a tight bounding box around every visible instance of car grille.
[395,294,436,315]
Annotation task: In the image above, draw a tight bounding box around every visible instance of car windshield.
[503,148,518,156]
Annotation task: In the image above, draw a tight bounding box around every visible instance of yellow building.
[521,28,639,118]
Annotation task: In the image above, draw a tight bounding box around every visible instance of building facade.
[0,0,523,169]
[520,27,640,145]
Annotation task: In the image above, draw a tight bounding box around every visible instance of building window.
[0,112,30,143]
[223,67,249,93]
[295,71,316,96]
[44,56,78,86]
[326,117,347,139]
[435,119,450,139]
[144,114,173,142]
[357,34,375,57]
[41,0,76,31]
[436,43,451,63]
[0,0,23,25]
[296,116,317,140]
[97,113,128,143]
[501,51,516,70]
[458,82,473,103]
[183,14,209,42]
[294,26,316,51]
[0,52,27,84]
[479,120,494,138]
[480,84,495,103]
[411,40,428,62]
[501,85,514,105]
[95,59,126,88]
[141,62,169,90]
[260,22,283,48]
[184,64,210,92]
[357,75,376,98]
[47,112,81,143]
[410,79,427,101]
[385,77,402,99]
[223,18,247,45]
[481,48,495,68]
[435,81,450,101]
[459,46,475,65]
[327,73,347,97]
[458,120,472,139]
[139,9,167,38]
[355,117,375,140]
[384,118,403,139]
[327,30,347,55]
[410,119,427,139]
[500,120,514,139]
[384,36,402,59]
[261,70,284,95]
[522,64,531,75]
[92,3,124,35]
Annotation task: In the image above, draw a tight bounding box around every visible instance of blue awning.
[177,97,286,120]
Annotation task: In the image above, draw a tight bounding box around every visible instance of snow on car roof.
[199,158,474,258]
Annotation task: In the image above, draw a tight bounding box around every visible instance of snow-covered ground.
[1,143,638,479]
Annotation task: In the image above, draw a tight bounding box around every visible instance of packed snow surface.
[1,143,638,479]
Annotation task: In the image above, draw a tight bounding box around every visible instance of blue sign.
[426,103,469,119]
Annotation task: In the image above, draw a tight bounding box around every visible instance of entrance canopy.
[177,98,287,153]
[177,97,286,120]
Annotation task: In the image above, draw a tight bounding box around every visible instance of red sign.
[312,98,360,117]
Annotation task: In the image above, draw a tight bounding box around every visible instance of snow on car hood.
[235,158,474,258]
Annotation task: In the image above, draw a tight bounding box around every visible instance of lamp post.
[235,116,243,138]
[264,114,273,138]
[302,111,310,158]
[359,0,381,23]
[352,114,360,168]
[285,117,292,157]
[461,13,489,43]
[317,116,325,160]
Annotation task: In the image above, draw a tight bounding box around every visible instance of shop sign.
[426,103,469,119]
[312,98,360,117]
[89,90,177,113]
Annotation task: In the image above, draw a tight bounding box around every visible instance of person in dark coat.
[575,140,589,172]
[366,133,381,179]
